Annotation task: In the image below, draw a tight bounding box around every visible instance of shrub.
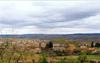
[39,52,48,63]
[78,51,87,63]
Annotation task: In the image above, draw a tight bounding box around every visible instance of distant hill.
[0,33,100,41]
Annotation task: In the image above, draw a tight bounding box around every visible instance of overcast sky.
[0,0,100,34]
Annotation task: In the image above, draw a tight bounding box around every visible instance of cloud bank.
[0,1,100,34]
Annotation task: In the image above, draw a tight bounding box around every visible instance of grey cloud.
[0,1,100,34]
[32,10,99,29]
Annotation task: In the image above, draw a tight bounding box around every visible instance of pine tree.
[91,41,94,47]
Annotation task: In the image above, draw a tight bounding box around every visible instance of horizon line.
[0,33,100,35]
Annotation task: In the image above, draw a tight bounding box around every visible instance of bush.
[39,52,48,63]
[78,51,87,63]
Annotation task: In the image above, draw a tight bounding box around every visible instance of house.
[53,43,66,52]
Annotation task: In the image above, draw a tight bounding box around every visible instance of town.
[0,38,100,63]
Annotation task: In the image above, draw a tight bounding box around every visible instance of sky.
[0,0,100,34]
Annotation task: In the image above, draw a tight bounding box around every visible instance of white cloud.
[0,1,100,34]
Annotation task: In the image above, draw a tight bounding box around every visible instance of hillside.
[0,33,100,41]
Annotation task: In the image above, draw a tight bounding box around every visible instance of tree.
[91,41,95,47]
[45,41,53,49]
[66,44,76,55]
[95,42,100,47]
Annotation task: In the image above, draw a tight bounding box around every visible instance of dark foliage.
[91,41,95,47]
[45,41,53,49]
[95,42,100,47]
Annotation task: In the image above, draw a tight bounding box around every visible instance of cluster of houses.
[0,38,67,54]
[0,38,100,55]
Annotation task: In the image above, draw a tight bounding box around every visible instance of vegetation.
[45,41,53,49]
[39,53,48,63]
[58,58,66,63]
[78,52,87,63]
[51,38,67,43]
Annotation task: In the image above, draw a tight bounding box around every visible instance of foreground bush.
[39,52,48,63]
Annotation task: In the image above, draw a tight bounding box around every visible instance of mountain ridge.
[0,33,100,41]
